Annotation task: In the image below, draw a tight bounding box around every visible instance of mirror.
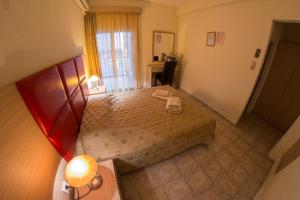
[153,31,175,62]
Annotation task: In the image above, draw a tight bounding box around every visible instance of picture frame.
[207,32,216,46]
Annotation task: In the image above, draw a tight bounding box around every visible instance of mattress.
[76,86,215,173]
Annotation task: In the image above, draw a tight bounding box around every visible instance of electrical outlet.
[250,61,256,70]
[62,181,70,194]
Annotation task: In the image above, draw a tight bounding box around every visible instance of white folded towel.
[166,97,182,114]
[152,89,170,100]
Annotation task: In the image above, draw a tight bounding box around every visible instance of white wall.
[177,0,300,123]
[140,3,178,87]
[0,0,86,88]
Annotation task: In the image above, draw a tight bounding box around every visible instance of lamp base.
[88,174,103,190]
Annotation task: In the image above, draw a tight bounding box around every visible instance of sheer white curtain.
[95,13,140,93]
[96,32,135,92]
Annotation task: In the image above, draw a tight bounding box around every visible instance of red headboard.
[16,55,88,161]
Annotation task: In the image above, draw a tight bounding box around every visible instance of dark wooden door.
[253,43,300,131]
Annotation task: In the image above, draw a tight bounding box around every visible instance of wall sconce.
[88,75,101,91]
[65,155,102,199]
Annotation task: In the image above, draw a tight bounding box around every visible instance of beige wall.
[53,159,68,200]
[254,115,300,199]
[177,0,245,16]
[270,115,300,161]
[140,3,178,87]
[0,0,86,88]
[258,115,300,200]
[255,154,300,200]
[177,0,300,123]
[0,0,86,199]
[0,85,61,199]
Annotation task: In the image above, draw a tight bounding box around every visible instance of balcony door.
[96,31,135,92]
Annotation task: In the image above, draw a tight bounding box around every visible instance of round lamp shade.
[65,155,97,187]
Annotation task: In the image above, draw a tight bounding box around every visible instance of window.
[96,32,135,92]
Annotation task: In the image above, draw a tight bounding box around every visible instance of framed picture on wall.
[207,32,216,46]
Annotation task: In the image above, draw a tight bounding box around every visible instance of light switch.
[255,49,261,58]
[250,61,256,70]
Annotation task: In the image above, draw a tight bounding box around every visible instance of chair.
[155,61,177,86]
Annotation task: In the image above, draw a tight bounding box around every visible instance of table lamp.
[89,75,100,91]
[65,155,102,199]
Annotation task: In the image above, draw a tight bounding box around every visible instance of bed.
[16,55,215,173]
[77,86,215,173]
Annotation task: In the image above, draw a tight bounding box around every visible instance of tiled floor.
[119,103,282,200]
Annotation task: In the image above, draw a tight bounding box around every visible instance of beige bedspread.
[77,86,215,173]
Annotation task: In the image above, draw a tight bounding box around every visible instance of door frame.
[244,20,300,116]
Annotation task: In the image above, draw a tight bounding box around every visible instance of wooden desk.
[146,62,180,88]
[76,160,121,200]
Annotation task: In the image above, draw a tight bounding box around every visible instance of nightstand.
[75,160,122,200]
[88,85,106,96]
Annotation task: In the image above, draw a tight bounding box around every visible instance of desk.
[146,62,180,88]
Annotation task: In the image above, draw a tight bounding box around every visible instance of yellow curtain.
[96,12,141,88]
[84,12,101,78]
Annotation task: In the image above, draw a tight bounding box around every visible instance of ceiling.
[88,0,191,7]
[145,0,188,6]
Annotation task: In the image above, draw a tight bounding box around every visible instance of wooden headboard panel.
[16,55,88,161]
